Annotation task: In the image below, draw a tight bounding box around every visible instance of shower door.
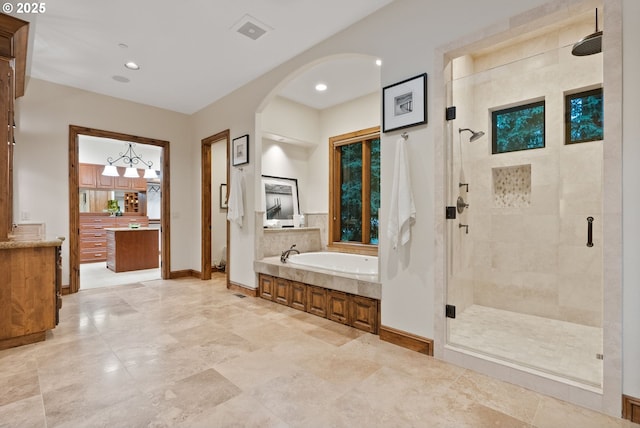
[445,39,604,388]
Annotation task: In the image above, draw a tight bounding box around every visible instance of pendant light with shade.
[102,142,158,179]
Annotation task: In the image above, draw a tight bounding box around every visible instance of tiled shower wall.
[450,19,603,327]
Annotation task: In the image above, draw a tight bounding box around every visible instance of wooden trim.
[0,14,28,98]
[623,394,640,423]
[228,281,259,297]
[379,325,434,356]
[68,125,171,293]
[328,126,380,252]
[169,269,199,279]
[201,130,230,281]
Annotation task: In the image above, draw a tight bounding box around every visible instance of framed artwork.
[261,175,300,227]
[565,88,603,144]
[232,134,249,166]
[492,100,545,154]
[382,73,427,132]
[220,183,227,209]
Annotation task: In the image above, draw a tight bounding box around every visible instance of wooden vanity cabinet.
[0,241,62,350]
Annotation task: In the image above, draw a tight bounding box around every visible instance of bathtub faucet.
[280,244,300,263]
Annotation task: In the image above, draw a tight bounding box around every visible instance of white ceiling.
[279,55,381,110]
[12,0,393,114]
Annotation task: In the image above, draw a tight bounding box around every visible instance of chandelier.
[102,142,158,179]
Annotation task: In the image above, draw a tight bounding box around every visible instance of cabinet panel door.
[79,164,97,188]
[259,274,275,301]
[307,285,327,318]
[350,296,379,333]
[273,278,290,306]
[289,281,306,311]
[328,291,350,325]
[96,171,114,189]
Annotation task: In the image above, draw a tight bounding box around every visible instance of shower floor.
[448,304,603,387]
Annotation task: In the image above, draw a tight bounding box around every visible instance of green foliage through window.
[565,88,603,144]
[335,136,380,245]
[492,101,545,154]
[340,143,363,242]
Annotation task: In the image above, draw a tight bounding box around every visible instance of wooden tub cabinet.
[259,274,380,334]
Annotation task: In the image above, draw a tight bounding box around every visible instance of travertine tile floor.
[80,261,161,289]
[0,274,635,427]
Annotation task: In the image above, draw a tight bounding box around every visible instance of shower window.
[329,126,380,254]
[492,100,545,154]
[565,88,603,144]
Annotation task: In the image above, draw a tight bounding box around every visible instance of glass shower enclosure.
[444,26,604,388]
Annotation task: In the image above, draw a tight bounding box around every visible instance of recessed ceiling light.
[124,61,140,70]
[112,75,130,83]
[315,83,327,92]
[375,59,382,66]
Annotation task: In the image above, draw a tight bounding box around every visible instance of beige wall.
[13,78,193,282]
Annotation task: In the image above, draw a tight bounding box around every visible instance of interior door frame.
[201,130,230,281]
[68,125,171,293]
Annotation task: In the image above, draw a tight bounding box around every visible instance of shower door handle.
[586,216,594,247]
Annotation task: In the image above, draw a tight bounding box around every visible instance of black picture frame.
[220,183,227,209]
[232,134,249,166]
[382,73,428,132]
[261,175,300,227]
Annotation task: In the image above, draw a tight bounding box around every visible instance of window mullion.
[362,140,371,244]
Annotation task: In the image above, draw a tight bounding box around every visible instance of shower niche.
[492,164,531,208]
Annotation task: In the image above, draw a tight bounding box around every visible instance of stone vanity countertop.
[1,238,63,249]
[254,256,381,300]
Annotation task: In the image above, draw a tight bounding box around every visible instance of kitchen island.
[105,227,159,273]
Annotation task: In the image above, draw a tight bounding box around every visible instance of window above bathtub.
[328,126,380,256]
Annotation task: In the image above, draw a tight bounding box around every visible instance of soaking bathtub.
[287,251,378,275]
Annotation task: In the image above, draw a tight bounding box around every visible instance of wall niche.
[492,164,531,208]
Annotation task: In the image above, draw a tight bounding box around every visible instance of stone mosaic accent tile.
[493,165,531,208]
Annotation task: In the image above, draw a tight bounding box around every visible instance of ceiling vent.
[232,14,272,41]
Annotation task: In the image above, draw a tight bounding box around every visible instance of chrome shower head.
[459,128,485,142]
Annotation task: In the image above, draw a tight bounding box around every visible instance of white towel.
[387,137,416,249]
[226,169,244,227]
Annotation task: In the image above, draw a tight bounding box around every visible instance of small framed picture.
[382,73,427,132]
[220,183,228,209]
[232,134,249,166]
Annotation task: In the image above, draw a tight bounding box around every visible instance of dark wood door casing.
[68,125,170,293]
